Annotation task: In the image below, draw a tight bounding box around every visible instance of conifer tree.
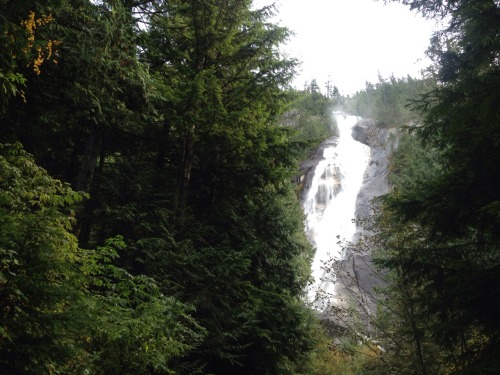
[375,1,500,372]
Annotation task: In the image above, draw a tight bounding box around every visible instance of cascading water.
[304,112,370,309]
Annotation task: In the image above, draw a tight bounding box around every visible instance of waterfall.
[304,112,370,309]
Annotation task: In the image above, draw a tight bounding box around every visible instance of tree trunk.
[156,119,171,169]
[176,123,195,226]
[74,123,103,246]
[75,122,102,193]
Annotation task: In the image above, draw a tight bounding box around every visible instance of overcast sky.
[254,0,437,95]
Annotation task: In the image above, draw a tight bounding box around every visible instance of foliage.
[76,237,206,375]
[342,74,436,127]
[282,80,339,158]
[338,2,500,373]
[370,127,500,374]
[0,143,84,373]
[0,0,333,373]
[0,143,204,374]
[0,1,59,112]
[296,319,383,375]
[380,1,500,370]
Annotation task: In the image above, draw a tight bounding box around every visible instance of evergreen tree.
[342,74,435,127]
[374,1,500,372]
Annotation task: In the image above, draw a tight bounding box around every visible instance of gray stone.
[299,137,339,201]
[326,118,396,333]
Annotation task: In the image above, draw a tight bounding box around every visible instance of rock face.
[298,137,339,201]
[352,119,394,224]
[326,119,395,333]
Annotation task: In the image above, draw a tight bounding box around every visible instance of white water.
[304,112,370,308]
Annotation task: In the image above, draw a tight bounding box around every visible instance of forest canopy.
[0,1,334,373]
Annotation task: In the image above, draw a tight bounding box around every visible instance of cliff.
[323,119,396,333]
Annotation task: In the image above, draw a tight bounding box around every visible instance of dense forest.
[0,1,334,374]
[1,0,499,374]
[342,73,435,127]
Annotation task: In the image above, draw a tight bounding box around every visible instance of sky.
[253,0,437,95]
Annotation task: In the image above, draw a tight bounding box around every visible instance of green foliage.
[377,135,500,374]
[151,183,318,374]
[343,74,436,127]
[362,211,448,374]
[295,320,380,375]
[0,143,84,373]
[387,132,443,200]
[0,72,26,112]
[77,237,206,375]
[0,0,342,373]
[364,1,500,372]
[371,131,500,374]
[283,81,339,155]
[0,144,205,374]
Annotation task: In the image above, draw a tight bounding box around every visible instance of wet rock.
[355,123,395,223]
[299,137,339,201]
[327,118,397,332]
